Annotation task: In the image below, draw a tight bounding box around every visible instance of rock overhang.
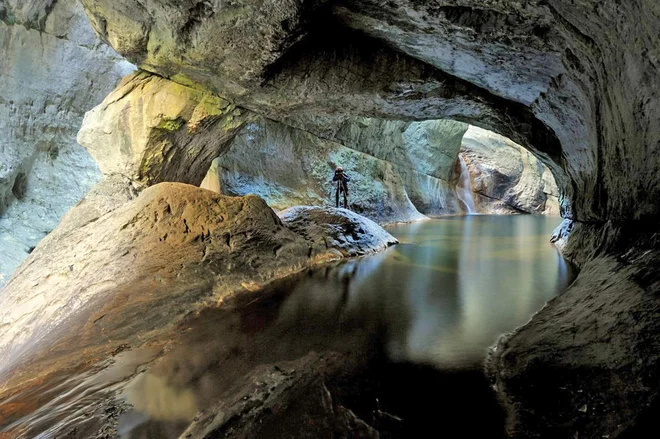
[76,0,660,226]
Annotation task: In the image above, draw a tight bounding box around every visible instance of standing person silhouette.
[332,166,351,209]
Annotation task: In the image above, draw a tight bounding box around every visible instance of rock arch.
[4,1,660,437]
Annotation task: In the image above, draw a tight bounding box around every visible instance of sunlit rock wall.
[0,0,134,287]
[201,117,472,223]
[327,118,469,216]
[201,117,427,224]
[461,126,560,215]
[77,71,252,187]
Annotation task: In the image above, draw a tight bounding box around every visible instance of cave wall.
[204,116,558,221]
[76,0,660,226]
[0,0,134,286]
[461,126,560,215]
[325,117,470,216]
[71,0,659,436]
[202,117,425,224]
[77,71,252,187]
[0,0,657,437]
[201,116,470,223]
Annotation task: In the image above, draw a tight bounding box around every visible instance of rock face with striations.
[460,126,560,215]
[0,0,134,287]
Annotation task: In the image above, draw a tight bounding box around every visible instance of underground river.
[0,215,575,438]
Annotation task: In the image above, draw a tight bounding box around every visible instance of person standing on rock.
[332,166,351,209]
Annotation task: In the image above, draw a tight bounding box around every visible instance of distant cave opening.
[454,125,560,216]
[199,117,561,224]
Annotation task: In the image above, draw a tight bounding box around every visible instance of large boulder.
[0,0,134,287]
[0,183,396,395]
[460,126,560,215]
[0,184,315,382]
[279,206,398,257]
[178,353,379,439]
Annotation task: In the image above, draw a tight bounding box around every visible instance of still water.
[1,215,574,438]
[116,215,574,438]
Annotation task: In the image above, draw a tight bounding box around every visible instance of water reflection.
[117,215,573,437]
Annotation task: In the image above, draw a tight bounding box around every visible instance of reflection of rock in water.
[124,374,197,421]
[2,217,571,438]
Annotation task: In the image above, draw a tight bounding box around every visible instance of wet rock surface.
[177,353,379,439]
[0,183,396,407]
[279,206,398,258]
[0,185,312,383]
[488,226,660,438]
[460,126,560,215]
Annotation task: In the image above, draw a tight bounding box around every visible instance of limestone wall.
[0,0,134,286]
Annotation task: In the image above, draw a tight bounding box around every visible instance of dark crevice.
[12,172,28,200]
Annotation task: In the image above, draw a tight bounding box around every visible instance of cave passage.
[0,215,575,437]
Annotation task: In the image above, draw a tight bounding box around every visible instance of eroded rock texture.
[461,126,560,215]
[0,0,134,286]
[201,116,469,223]
[318,117,469,216]
[78,0,660,225]
[279,206,398,257]
[2,0,658,436]
[489,225,660,438]
[78,71,253,186]
[73,0,660,437]
[202,116,423,223]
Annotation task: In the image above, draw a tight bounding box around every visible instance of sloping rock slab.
[279,206,398,257]
[0,184,326,387]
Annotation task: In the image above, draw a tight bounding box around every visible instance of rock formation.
[460,126,560,215]
[201,116,468,223]
[0,183,396,393]
[73,0,658,435]
[202,116,557,221]
[280,206,399,257]
[1,0,659,437]
[0,0,134,287]
[77,71,253,186]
